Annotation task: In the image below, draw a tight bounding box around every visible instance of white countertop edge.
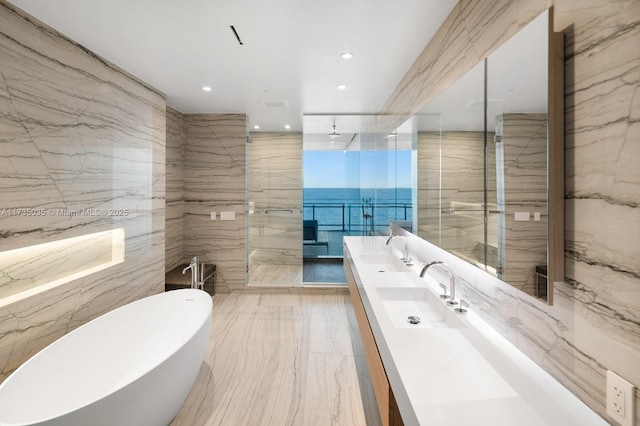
[344,236,607,426]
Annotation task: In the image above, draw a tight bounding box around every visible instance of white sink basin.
[376,287,466,329]
[358,253,407,272]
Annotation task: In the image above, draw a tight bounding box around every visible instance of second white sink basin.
[376,287,466,329]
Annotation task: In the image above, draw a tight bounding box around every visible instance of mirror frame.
[547,7,564,305]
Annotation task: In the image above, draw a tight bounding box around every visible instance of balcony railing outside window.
[303,202,412,234]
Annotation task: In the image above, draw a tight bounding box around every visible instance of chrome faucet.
[182,256,202,289]
[386,235,410,262]
[420,261,458,306]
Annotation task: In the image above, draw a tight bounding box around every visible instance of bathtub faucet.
[182,256,202,290]
[182,257,198,277]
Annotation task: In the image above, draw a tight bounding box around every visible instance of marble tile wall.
[165,107,185,271]
[0,1,165,382]
[416,131,440,239]
[417,131,488,262]
[496,113,548,295]
[387,0,639,422]
[440,131,486,259]
[247,133,302,269]
[183,114,247,293]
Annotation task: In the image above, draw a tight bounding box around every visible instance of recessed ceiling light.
[254,125,260,129]
[202,86,212,92]
[285,125,291,130]
[341,52,353,59]
[337,84,347,90]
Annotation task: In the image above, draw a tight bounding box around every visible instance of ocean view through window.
[303,150,413,261]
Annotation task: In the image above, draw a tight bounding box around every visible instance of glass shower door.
[247,133,303,287]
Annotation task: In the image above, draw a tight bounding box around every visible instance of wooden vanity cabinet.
[344,257,404,426]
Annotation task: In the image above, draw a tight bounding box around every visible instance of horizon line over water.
[304,187,412,201]
[304,187,412,190]
[303,188,413,230]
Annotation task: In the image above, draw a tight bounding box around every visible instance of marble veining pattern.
[165,106,185,271]
[416,131,440,239]
[0,0,635,423]
[387,0,639,422]
[0,230,113,299]
[248,133,303,282]
[0,0,165,382]
[171,293,380,426]
[183,114,247,293]
[496,113,548,295]
[418,131,490,263]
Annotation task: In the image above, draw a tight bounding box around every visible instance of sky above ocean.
[304,150,412,188]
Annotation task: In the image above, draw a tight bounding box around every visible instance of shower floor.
[248,264,303,286]
[248,259,346,286]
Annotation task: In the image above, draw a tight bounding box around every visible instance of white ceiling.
[8,0,458,132]
[302,114,414,151]
[417,10,548,132]
[303,10,548,151]
[303,10,549,151]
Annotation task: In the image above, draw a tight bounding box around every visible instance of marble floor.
[171,293,381,426]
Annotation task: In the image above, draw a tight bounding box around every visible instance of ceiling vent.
[262,100,289,109]
[230,26,243,45]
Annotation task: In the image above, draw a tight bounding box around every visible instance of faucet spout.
[386,235,410,262]
[420,261,457,306]
[182,256,201,289]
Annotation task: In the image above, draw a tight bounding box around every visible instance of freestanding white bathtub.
[0,289,212,426]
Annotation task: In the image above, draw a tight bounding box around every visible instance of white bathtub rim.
[0,289,212,426]
[0,312,212,426]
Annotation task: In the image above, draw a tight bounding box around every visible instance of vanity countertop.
[343,236,607,426]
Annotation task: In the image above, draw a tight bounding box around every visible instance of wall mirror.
[404,8,563,304]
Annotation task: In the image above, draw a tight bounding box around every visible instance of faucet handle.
[454,299,469,314]
[438,283,450,299]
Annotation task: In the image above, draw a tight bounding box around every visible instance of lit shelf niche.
[0,228,125,307]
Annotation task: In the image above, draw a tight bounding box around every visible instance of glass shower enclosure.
[246,133,304,286]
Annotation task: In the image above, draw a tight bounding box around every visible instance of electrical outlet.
[606,370,635,426]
